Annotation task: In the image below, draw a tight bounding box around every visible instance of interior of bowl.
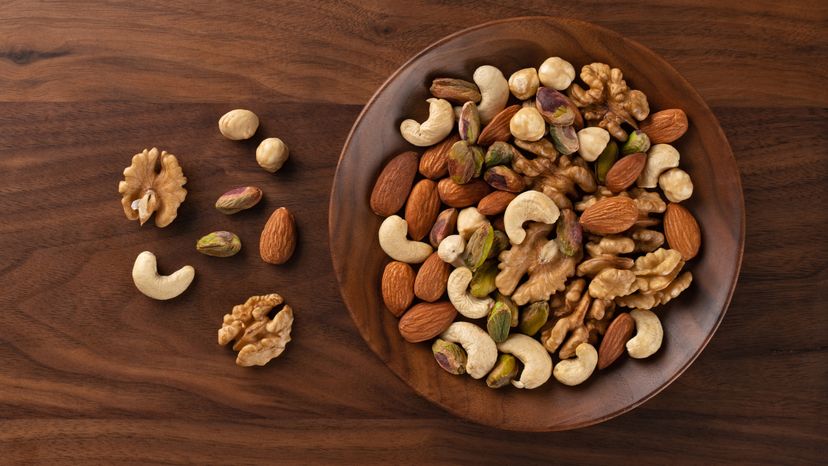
[329,17,744,431]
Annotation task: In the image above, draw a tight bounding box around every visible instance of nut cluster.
[373,59,700,389]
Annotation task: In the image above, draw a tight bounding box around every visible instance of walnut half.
[219,293,294,367]
[118,148,187,228]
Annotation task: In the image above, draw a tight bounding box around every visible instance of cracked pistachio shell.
[432,339,467,375]
[495,292,519,327]
[487,303,512,343]
[459,101,481,144]
[519,301,550,336]
[622,130,651,156]
[471,260,498,298]
[448,140,484,184]
[549,125,579,155]
[486,354,519,388]
[595,140,619,184]
[196,231,241,257]
[535,87,575,126]
[463,223,494,271]
[484,141,516,168]
[556,209,582,257]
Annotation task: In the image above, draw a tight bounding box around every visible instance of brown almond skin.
[605,153,647,193]
[398,301,457,343]
[419,134,460,180]
[404,179,441,241]
[664,203,702,260]
[639,109,688,144]
[259,207,296,264]
[477,105,521,146]
[579,196,638,235]
[381,261,415,317]
[598,313,635,369]
[414,252,451,302]
[429,208,458,248]
[437,178,492,208]
[477,191,517,216]
[370,151,419,217]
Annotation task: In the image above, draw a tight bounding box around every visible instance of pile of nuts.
[117,109,297,367]
[373,58,701,388]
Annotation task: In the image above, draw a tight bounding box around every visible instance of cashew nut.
[473,65,509,124]
[437,234,466,267]
[132,251,195,300]
[457,207,487,240]
[553,343,597,386]
[538,57,575,91]
[626,309,663,358]
[447,267,494,319]
[658,168,694,203]
[509,107,546,141]
[577,127,610,162]
[637,144,680,188]
[399,98,455,147]
[496,334,553,389]
[218,109,259,140]
[378,215,433,264]
[503,191,560,245]
[440,321,497,379]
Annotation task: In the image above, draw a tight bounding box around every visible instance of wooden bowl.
[329,17,744,431]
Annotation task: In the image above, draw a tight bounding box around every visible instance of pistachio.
[432,338,467,375]
[495,292,519,327]
[471,259,498,298]
[488,230,509,259]
[515,138,558,159]
[622,130,651,155]
[486,354,519,388]
[484,165,526,193]
[487,303,512,343]
[484,141,516,168]
[595,140,619,184]
[196,231,241,257]
[215,186,263,214]
[535,87,576,126]
[448,140,484,184]
[555,209,582,256]
[429,208,458,248]
[549,125,579,155]
[519,301,549,336]
[430,78,482,104]
[463,223,494,271]
[459,101,481,144]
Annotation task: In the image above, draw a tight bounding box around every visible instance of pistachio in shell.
[549,125,579,155]
[432,339,467,375]
[487,230,509,259]
[495,292,519,327]
[484,141,516,168]
[463,223,494,271]
[486,354,519,388]
[470,259,498,298]
[459,101,481,144]
[519,301,549,336]
[595,140,619,183]
[535,87,576,126]
[196,231,241,257]
[487,303,512,343]
[448,140,484,184]
[555,209,582,257]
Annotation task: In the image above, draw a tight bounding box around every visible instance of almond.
[579,196,638,235]
[597,313,635,369]
[605,152,647,193]
[429,208,458,248]
[477,191,517,215]
[639,109,688,144]
[398,301,457,343]
[414,252,451,302]
[419,134,459,179]
[381,261,415,317]
[370,151,419,217]
[477,105,520,146]
[259,207,297,264]
[404,179,441,241]
[664,203,701,260]
[437,178,491,208]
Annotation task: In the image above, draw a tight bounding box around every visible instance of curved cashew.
[378,215,433,264]
[553,343,597,386]
[473,65,509,124]
[658,168,694,203]
[626,309,663,358]
[400,98,454,147]
[457,207,487,240]
[447,267,493,319]
[440,321,497,379]
[637,144,680,188]
[503,191,560,245]
[437,234,466,267]
[496,334,552,389]
[577,127,610,162]
[132,251,195,300]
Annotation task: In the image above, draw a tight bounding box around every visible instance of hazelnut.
[538,57,576,91]
[256,138,289,173]
[218,109,259,140]
[508,68,540,100]
[509,107,546,142]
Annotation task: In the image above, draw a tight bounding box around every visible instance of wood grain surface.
[0,1,825,464]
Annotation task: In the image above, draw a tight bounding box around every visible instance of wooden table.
[1,1,825,464]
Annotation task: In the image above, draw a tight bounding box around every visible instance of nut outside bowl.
[329,17,744,431]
